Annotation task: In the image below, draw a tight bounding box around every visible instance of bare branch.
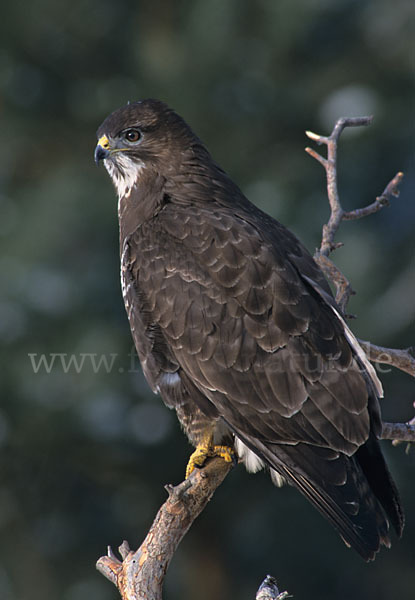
[97,460,290,599]
[304,145,327,168]
[306,117,405,266]
[313,253,355,314]
[357,340,415,378]
[343,172,404,221]
[97,546,120,586]
[382,417,415,445]
[306,117,413,448]
[306,116,373,258]
[96,457,232,599]
[306,117,410,379]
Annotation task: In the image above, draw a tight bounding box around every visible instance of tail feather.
[355,433,404,538]
[233,431,403,561]
[278,462,385,561]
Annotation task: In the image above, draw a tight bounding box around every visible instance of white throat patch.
[104,154,145,200]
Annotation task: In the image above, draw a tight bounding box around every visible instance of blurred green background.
[1,1,414,598]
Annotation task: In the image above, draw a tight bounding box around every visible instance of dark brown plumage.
[95,99,404,561]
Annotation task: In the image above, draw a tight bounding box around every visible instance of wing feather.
[121,196,401,557]
[126,202,373,453]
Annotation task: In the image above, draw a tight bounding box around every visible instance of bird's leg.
[185,431,235,478]
[185,433,213,479]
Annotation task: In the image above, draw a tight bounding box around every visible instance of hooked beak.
[94,134,111,165]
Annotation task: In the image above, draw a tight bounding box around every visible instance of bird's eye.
[124,129,141,143]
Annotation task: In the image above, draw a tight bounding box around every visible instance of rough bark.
[96,458,232,600]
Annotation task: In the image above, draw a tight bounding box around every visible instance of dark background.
[1,1,414,598]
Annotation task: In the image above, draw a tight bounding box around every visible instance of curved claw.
[185,443,235,478]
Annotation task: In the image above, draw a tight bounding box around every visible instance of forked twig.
[306,117,374,258]
[306,116,414,446]
[305,118,413,375]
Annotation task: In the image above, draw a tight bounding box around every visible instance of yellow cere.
[97,134,110,149]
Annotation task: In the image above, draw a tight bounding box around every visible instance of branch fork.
[97,458,233,600]
[305,116,414,445]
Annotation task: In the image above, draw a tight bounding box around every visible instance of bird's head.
[95,99,198,199]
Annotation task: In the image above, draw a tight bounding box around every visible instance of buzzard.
[95,99,403,560]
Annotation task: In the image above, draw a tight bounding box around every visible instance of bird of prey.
[95,99,403,561]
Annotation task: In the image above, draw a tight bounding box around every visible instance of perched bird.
[95,99,403,561]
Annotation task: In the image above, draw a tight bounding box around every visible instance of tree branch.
[305,116,413,448]
[306,116,373,258]
[97,457,290,599]
[306,118,409,373]
[97,458,233,599]
[357,340,415,378]
[343,171,404,221]
[382,417,415,445]
[313,252,355,315]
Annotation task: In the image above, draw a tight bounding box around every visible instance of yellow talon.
[185,444,210,478]
[212,445,235,464]
[185,440,235,478]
